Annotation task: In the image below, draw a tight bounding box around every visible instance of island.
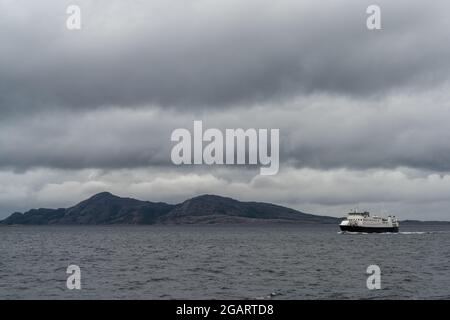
[0,192,340,225]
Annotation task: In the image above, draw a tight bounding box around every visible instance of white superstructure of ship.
[339,211,399,233]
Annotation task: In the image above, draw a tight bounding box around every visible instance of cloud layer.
[2,166,450,220]
[2,89,450,172]
[1,0,450,219]
[1,0,450,112]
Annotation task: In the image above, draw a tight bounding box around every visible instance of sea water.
[0,224,449,299]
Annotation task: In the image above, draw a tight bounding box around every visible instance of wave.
[338,231,443,235]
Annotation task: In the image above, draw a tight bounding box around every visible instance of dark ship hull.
[339,225,399,233]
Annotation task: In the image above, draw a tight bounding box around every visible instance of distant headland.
[0,192,339,225]
[1,192,449,225]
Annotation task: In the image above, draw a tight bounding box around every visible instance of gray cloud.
[1,166,450,220]
[2,0,450,220]
[1,0,450,114]
[2,89,450,172]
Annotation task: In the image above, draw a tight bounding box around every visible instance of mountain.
[0,192,339,225]
[161,194,338,224]
[1,192,174,225]
[400,219,450,225]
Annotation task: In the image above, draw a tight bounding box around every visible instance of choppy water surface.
[1,224,450,299]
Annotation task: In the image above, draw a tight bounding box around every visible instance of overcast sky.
[1,0,450,220]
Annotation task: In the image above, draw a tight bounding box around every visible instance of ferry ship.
[339,211,399,233]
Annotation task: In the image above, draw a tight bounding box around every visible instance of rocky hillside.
[0,192,339,225]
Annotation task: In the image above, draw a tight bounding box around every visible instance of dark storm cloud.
[1,90,450,173]
[2,0,450,220]
[1,0,450,113]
